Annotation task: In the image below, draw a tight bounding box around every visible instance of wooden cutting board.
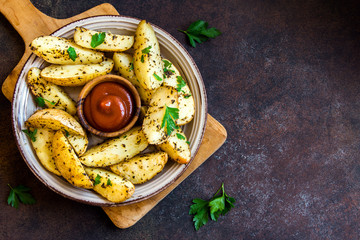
[0,0,227,228]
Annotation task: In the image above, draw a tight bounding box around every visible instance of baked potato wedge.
[30,128,61,176]
[110,151,168,184]
[67,133,88,156]
[27,67,77,115]
[74,27,134,52]
[142,86,178,144]
[30,36,104,65]
[52,130,93,189]
[162,59,195,125]
[84,168,135,203]
[158,128,191,164]
[133,20,164,90]
[40,58,114,86]
[113,52,153,105]
[25,109,85,136]
[79,126,148,167]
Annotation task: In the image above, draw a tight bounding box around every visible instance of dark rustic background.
[1,0,360,239]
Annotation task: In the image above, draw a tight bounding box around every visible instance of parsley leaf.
[140,55,145,63]
[129,61,134,71]
[64,130,70,137]
[186,141,190,145]
[107,179,112,186]
[176,133,186,140]
[179,20,221,47]
[7,184,36,208]
[189,183,235,230]
[142,46,152,54]
[94,174,102,185]
[91,32,106,48]
[35,96,55,107]
[161,106,179,136]
[22,129,37,142]
[163,60,175,76]
[153,73,162,81]
[176,76,186,92]
[67,47,77,61]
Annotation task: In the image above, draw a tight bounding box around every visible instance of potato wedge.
[67,133,88,156]
[113,52,153,105]
[74,27,134,52]
[133,20,164,90]
[27,67,77,115]
[158,128,191,164]
[80,126,148,167]
[52,130,93,189]
[25,109,85,136]
[110,151,168,184]
[30,36,104,65]
[30,128,61,176]
[40,58,114,86]
[142,86,178,144]
[162,59,195,125]
[85,168,135,203]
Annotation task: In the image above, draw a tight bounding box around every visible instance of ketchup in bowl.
[83,82,134,132]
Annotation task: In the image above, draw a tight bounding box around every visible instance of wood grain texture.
[0,0,119,101]
[102,114,227,228]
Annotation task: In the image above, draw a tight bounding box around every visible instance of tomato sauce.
[84,82,135,132]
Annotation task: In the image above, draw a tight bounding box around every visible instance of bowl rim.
[77,74,142,138]
[12,14,208,206]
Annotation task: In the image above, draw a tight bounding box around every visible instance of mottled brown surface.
[1,0,360,239]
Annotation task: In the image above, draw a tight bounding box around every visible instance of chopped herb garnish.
[142,46,152,54]
[163,60,175,77]
[161,106,179,136]
[64,130,70,137]
[94,174,102,185]
[140,55,145,63]
[7,184,36,209]
[186,141,190,145]
[184,94,192,99]
[153,73,162,81]
[67,47,77,61]
[177,76,186,92]
[22,129,37,142]
[176,133,186,140]
[189,183,235,231]
[107,179,112,186]
[179,20,221,47]
[35,96,55,107]
[91,32,106,48]
[129,61,134,71]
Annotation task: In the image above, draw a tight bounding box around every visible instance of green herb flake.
[22,129,37,142]
[91,32,106,48]
[35,96,55,107]
[67,47,77,61]
[176,76,186,92]
[94,174,102,185]
[176,133,186,140]
[142,46,152,54]
[107,179,112,186]
[7,184,36,209]
[153,73,162,81]
[179,20,221,47]
[64,130,70,137]
[140,55,145,63]
[163,60,175,75]
[189,183,235,230]
[161,106,179,136]
[184,94,192,99]
[129,61,134,71]
[186,141,191,145]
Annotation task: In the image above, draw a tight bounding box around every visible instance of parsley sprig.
[7,184,36,208]
[67,47,77,61]
[22,129,37,142]
[94,174,102,185]
[91,32,106,48]
[35,96,55,107]
[189,183,235,231]
[179,20,221,47]
[176,76,186,92]
[161,106,179,136]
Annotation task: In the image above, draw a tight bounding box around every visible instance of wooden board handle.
[0,0,119,101]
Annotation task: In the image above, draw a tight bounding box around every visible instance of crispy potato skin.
[30,128,61,176]
[133,20,164,90]
[79,126,149,167]
[85,168,135,203]
[158,128,191,164]
[25,109,85,136]
[162,59,195,125]
[52,130,93,189]
[30,36,104,65]
[40,58,114,86]
[27,67,77,115]
[142,86,178,144]
[110,151,168,184]
[113,52,153,105]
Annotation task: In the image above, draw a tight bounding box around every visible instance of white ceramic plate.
[12,15,207,206]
